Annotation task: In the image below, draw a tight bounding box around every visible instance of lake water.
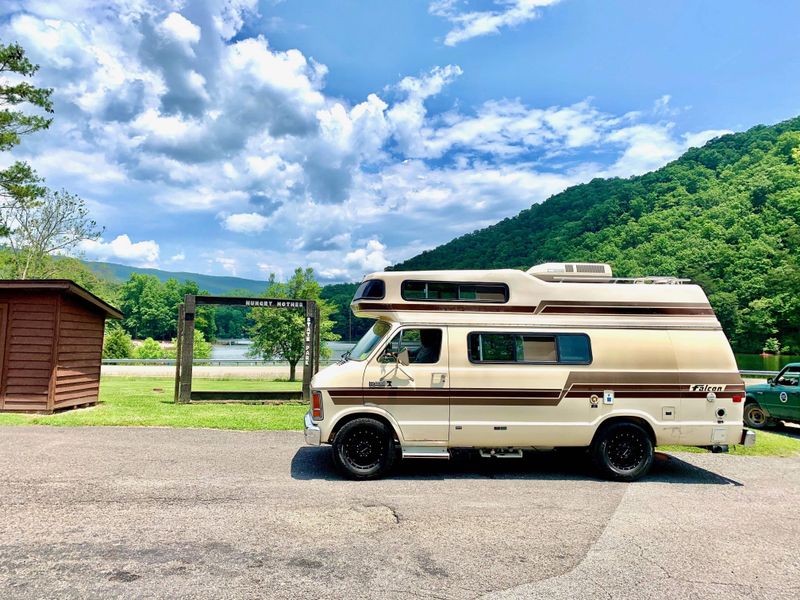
[212,341,354,361]
[735,354,800,372]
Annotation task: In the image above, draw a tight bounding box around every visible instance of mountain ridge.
[84,261,269,295]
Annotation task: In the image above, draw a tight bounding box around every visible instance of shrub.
[103,325,134,359]
[763,337,781,354]
[135,337,165,360]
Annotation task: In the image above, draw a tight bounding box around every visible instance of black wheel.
[332,418,396,480]
[591,422,654,482]
[743,402,769,429]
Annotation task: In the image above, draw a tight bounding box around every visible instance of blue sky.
[2,0,799,282]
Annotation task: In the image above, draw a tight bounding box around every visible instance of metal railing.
[739,369,778,378]
[101,358,340,366]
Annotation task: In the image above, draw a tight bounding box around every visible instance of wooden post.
[173,303,184,403]
[302,300,316,402]
[177,294,196,403]
[314,304,321,374]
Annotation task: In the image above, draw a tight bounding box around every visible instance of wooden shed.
[0,280,122,413]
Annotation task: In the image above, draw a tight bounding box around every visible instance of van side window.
[401,281,509,303]
[383,329,442,364]
[468,333,591,364]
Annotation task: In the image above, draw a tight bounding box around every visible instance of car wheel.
[332,418,396,480]
[743,402,769,429]
[591,421,654,482]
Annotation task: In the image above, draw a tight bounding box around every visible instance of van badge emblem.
[691,384,726,392]
[603,390,614,405]
[590,394,599,407]
[369,381,392,388]
[780,392,788,403]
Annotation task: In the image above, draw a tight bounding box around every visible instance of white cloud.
[0,0,734,282]
[214,255,238,275]
[431,0,562,46]
[78,234,160,266]
[683,129,732,149]
[158,12,201,48]
[221,212,271,234]
[345,239,391,274]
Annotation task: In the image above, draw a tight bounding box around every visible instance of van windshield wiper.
[339,349,352,363]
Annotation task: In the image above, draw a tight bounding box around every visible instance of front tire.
[591,422,654,482]
[332,418,396,480]
[743,402,769,429]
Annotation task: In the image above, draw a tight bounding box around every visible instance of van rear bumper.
[304,412,321,446]
[741,429,756,447]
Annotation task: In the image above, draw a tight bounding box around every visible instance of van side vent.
[576,264,606,274]
[527,262,613,281]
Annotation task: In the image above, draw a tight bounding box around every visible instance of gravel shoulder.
[0,427,798,599]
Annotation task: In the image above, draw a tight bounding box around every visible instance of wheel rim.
[746,406,766,426]
[342,426,383,470]
[605,430,647,472]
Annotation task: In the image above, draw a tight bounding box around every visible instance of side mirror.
[767,378,775,386]
[397,348,410,366]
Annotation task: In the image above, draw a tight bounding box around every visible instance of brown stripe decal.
[537,301,715,317]
[355,300,716,316]
[355,302,537,313]
[327,371,743,406]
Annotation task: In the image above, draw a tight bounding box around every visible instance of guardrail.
[101,358,340,366]
[739,369,778,377]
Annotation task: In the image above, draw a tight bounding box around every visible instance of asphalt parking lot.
[1,427,799,599]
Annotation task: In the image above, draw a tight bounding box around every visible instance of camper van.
[304,263,755,481]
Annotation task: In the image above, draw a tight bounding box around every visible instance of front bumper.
[304,412,321,446]
[741,429,756,447]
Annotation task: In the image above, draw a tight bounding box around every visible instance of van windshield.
[348,321,392,361]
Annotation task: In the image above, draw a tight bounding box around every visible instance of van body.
[304,263,755,480]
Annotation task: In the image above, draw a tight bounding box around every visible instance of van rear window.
[401,281,508,303]
[353,279,385,301]
[468,333,591,364]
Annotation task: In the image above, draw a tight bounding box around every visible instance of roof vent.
[527,262,613,281]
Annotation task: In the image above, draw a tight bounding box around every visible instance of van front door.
[361,327,449,442]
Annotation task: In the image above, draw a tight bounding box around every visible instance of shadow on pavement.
[291,447,742,485]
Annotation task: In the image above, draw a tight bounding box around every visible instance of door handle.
[433,372,447,384]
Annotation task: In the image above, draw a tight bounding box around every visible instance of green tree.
[119,274,174,339]
[103,324,134,359]
[249,268,339,381]
[0,42,53,226]
[0,190,102,278]
[320,282,373,341]
[134,337,164,360]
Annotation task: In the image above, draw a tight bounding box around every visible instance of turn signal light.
[311,390,323,419]
[732,395,743,403]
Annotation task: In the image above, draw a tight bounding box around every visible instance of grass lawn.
[659,429,800,457]
[0,377,307,431]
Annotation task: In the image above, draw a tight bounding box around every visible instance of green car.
[744,363,800,429]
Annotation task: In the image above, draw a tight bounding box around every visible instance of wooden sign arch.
[173,294,320,404]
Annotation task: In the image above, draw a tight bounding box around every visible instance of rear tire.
[591,421,654,482]
[743,402,768,429]
[332,418,396,480]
